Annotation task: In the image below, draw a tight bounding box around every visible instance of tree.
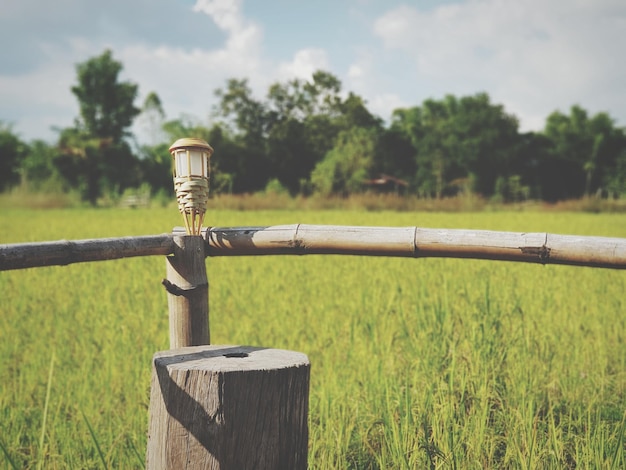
[20,140,65,191]
[0,123,26,191]
[512,132,553,200]
[543,105,626,199]
[58,50,141,204]
[392,98,463,197]
[264,72,354,194]
[417,97,461,198]
[210,70,390,194]
[607,149,626,197]
[265,70,342,121]
[374,126,416,183]
[391,93,519,198]
[213,72,344,193]
[71,49,140,141]
[337,93,382,130]
[266,118,316,194]
[585,112,626,197]
[263,72,381,194]
[311,127,377,196]
[453,93,519,196]
[213,79,270,191]
[306,70,343,116]
[214,79,267,146]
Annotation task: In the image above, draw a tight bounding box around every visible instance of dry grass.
[1,187,625,213]
[208,192,626,213]
[0,190,81,210]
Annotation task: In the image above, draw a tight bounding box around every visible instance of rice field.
[1,207,625,468]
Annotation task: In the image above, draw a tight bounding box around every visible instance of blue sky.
[1,0,625,144]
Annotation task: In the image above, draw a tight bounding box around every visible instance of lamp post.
[165,137,213,348]
[169,138,214,235]
[149,138,310,470]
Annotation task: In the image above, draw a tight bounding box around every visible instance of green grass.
[1,208,625,468]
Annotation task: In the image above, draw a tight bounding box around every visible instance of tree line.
[1,49,625,204]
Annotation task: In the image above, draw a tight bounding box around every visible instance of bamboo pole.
[164,235,209,348]
[1,225,625,271]
[203,224,626,269]
[0,234,174,271]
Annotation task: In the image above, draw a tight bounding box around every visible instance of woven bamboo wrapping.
[174,177,209,215]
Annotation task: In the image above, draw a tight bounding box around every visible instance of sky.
[1,0,625,144]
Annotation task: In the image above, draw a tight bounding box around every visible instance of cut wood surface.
[1,225,625,270]
[146,345,310,470]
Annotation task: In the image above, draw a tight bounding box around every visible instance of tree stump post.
[146,345,310,470]
[163,235,209,348]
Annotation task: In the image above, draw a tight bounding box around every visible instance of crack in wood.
[520,245,551,263]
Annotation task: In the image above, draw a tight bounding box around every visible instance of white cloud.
[343,49,407,121]
[372,0,626,130]
[193,0,262,58]
[0,38,101,138]
[1,0,269,141]
[277,48,330,81]
[0,63,72,110]
[368,93,407,121]
[347,64,364,80]
[3,0,625,143]
[194,0,243,32]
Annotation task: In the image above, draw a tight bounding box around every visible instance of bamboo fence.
[1,225,625,271]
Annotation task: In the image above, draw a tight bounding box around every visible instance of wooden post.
[146,345,310,470]
[163,235,209,348]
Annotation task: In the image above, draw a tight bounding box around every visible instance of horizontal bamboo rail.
[1,225,625,271]
[0,234,175,270]
[205,225,626,269]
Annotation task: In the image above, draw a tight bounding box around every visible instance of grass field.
[1,207,625,468]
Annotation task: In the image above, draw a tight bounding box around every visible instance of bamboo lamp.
[169,138,214,235]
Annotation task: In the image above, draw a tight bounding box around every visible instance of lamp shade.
[169,138,214,235]
[169,138,213,179]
